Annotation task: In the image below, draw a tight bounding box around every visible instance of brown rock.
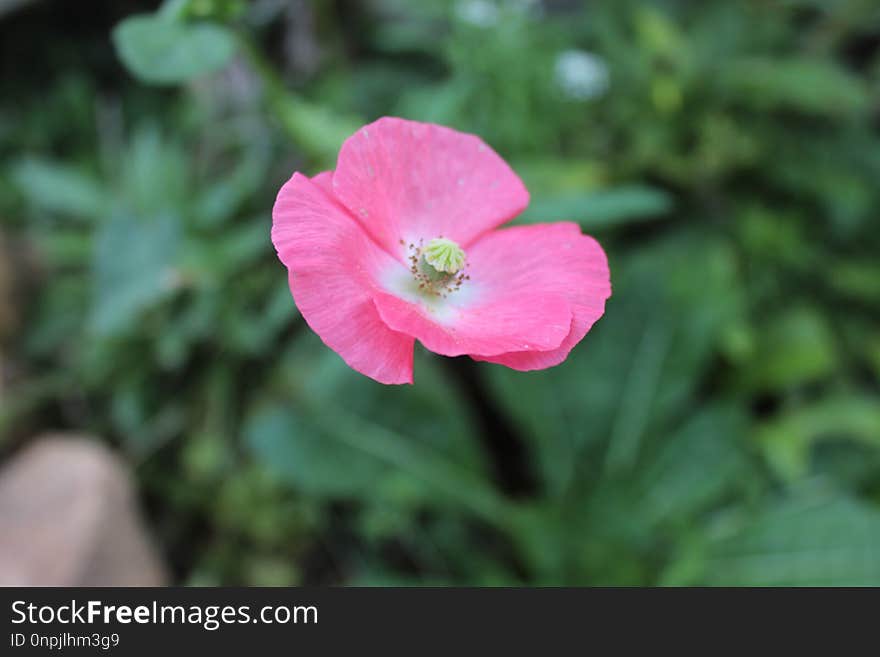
[0,435,167,586]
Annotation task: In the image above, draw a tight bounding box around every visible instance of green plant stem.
[236,31,360,165]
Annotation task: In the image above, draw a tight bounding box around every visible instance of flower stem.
[235,30,361,166]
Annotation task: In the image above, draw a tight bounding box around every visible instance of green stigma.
[422,237,466,275]
[406,236,470,298]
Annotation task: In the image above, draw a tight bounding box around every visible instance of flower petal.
[372,286,572,359]
[331,117,529,258]
[310,170,334,194]
[468,223,611,370]
[272,172,415,384]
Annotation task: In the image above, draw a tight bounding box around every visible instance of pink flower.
[272,117,611,384]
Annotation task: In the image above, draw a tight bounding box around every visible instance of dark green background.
[2,0,879,585]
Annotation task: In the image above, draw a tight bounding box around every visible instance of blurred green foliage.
[2,0,880,585]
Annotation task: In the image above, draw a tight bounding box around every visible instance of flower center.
[406,237,469,298]
[423,237,466,274]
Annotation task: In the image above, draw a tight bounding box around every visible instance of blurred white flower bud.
[554,49,610,101]
[455,0,499,28]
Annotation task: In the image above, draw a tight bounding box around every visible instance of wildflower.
[554,49,610,101]
[272,117,610,384]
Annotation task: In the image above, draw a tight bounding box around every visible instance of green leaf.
[301,400,511,525]
[112,14,236,85]
[756,395,880,480]
[514,158,605,193]
[12,158,107,218]
[194,145,271,227]
[245,393,511,527]
[280,338,486,475]
[89,213,181,335]
[121,126,190,215]
[182,219,269,281]
[718,56,869,116]
[636,405,751,526]
[517,185,673,230]
[740,306,838,392]
[245,405,387,496]
[830,259,880,304]
[679,487,880,586]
